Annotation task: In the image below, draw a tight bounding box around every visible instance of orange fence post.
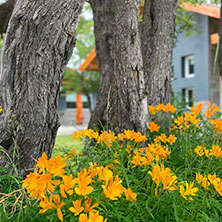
[76,94,83,124]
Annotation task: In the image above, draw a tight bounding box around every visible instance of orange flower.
[39,196,56,214]
[102,176,125,200]
[195,172,209,189]
[48,154,66,177]
[167,135,177,145]
[60,174,75,198]
[148,163,177,196]
[74,169,94,196]
[125,188,137,202]
[36,152,50,172]
[98,166,113,186]
[79,214,88,222]
[131,151,142,167]
[84,198,99,212]
[97,130,117,146]
[69,200,84,216]
[149,105,157,114]
[88,211,107,222]
[53,195,65,221]
[149,122,160,133]
[118,130,147,143]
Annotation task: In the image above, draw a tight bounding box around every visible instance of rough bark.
[141,0,178,106]
[219,1,222,77]
[0,0,84,176]
[0,0,15,36]
[88,0,148,134]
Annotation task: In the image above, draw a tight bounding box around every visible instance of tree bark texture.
[0,0,84,176]
[0,0,15,36]
[88,0,148,134]
[219,1,222,77]
[141,0,177,106]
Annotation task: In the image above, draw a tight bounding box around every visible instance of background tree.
[88,0,177,132]
[88,0,149,133]
[0,0,84,176]
[141,0,178,106]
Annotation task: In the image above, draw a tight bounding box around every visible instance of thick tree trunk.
[219,1,222,77]
[0,0,84,176]
[141,0,177,106]
[0,0,15,36]
[88,0,148,134]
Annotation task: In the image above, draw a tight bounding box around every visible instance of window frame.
[182,87,194,108]
[184,55,195,78]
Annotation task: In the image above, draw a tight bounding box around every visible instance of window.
[182,88,194,107]
[182,55,195,78]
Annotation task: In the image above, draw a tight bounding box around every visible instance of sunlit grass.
[52,134,84,157]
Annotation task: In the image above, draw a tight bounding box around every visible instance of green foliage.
[62,69,99,96]
[70,3,95,68]
[2,103,222,221]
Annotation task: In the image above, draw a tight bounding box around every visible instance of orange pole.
[76,94,83,124]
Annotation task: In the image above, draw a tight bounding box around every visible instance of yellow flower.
[194,145,206,156]
[195,172,209,189]
[102,175,125,200]
[149,122,160,133]
[69,200,84,216]
[0,106,2,113]
[125,188,137,202]
[179,181,198,201]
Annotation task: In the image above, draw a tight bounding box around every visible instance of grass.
[52,134,84,157]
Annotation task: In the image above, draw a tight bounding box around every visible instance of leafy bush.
[2,103,222,221]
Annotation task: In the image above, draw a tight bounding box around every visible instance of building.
[78,3,221,108]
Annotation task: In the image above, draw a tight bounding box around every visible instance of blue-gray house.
[172,3,220,108]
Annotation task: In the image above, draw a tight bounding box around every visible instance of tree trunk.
[219,1,222,77]
[0,0,15,36]
[141,0,177,106]
[88,0,148,134]
[0,0,84,177]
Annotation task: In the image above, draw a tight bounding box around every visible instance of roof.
[181,2,220,19]
[79,3,220,72]
[79,48,97,72]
